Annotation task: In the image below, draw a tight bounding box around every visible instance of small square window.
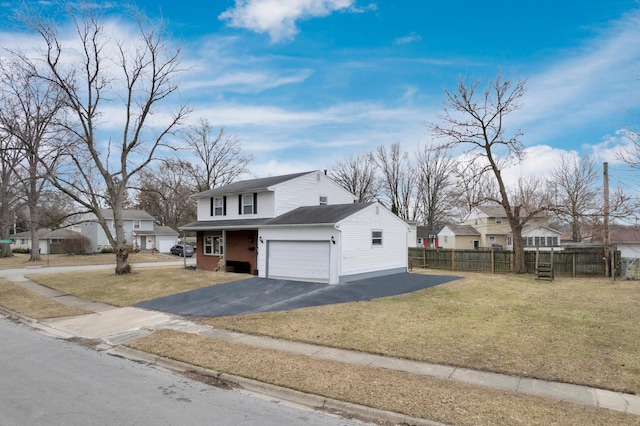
[319,196,328,205]
[489,236,496,243]
[372,230,383,246]
[495,217,502,224]
[204,232,223,255]
[133,220,141,230]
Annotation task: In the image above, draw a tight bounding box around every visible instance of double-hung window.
[242,194,254,214]
[204,232,223,255]
[214,197,224,216]
[372,230,383,246]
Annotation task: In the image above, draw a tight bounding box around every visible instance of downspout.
[333,224,341,284]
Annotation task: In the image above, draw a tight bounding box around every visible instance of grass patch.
[28,268,246,307]
[0,252,182,270]
[127,329,639,426]
[0,278,91,319]
[203,270,640,394]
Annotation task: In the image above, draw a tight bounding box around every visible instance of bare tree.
[431,72,546,273]
[0,57,65,262]
[548,155,599,242]
[329,151,380,202]
[135,159,196,229]
[184,119,252,193]
[449,158,498,223]
[20,3,189,274]
[374,142,416,220]
[0,132,22,257]
[414,144,456,233]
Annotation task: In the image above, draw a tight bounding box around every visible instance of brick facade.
[196,230,258,274]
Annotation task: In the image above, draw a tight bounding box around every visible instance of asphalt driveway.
[135,272,460,317]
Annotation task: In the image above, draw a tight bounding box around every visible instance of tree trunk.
[29,227,41,262]
[115,246,131,275]
[511,222,526,274]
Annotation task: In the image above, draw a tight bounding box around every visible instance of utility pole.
[603,162,611,279]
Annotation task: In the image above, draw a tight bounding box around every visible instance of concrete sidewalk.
[2,269,639,418]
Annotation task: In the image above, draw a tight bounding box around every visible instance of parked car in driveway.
[170,244,194,257]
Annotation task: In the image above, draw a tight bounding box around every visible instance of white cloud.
[395,32,421,45]
[512,10,640,146]
[219,0,358,42]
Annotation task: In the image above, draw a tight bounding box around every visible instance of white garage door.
[267,241,330,283]
[157,237,176,253]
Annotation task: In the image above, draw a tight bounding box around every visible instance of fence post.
[491,249,495,274]
[452,250,456,271]
[510,251,514,272]
[573,252,576,277]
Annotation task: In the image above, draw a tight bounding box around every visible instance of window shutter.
[223,196,227,216]
[210,198,214,216]
[238,194,242,215]
[253,193,258,214]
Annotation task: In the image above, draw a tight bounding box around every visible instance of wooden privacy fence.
[408,247,619,277]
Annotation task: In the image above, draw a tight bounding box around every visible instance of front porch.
[196,229,259,274]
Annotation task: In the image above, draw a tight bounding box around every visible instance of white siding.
[273,172,356,217]
[197,192,276,221]
[337,204,408,278]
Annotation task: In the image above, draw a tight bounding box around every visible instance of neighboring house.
[81,209,178,253]
[610,225,640,259]
[416,225,442,248]
[437,224,480,249]
[438,205,560,250]
[10,227,84,255]
[181,171,410,284]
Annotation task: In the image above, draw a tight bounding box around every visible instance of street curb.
[0,305,76,339]
[107,346,446,426]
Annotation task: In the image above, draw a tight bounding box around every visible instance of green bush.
[100,246,114,254]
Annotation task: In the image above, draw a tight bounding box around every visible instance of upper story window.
[319,196,328,205]
[372,230,383,246]
[133,220,141,230]
[495,217,502,224]
[242,194,254,214]
[214,197,225,216]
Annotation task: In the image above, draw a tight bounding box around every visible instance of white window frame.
[242,194,254,215]
[495,217,502,224]
[372,230,383,246]
[204,232,224,256]
[489,236,496,243]
[214,197,224,216]
[319,196,328,205]
[133,220,141,230]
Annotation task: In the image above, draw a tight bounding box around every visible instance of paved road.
[0,318,368,426]
[136,272,459,317]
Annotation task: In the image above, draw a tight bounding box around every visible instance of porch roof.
[180,218,271,231]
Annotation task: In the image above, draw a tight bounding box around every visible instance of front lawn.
[28,268,247,307]
[0,278,91,318]
[203,270,640,394]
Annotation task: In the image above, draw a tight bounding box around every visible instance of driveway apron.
[135,272,459,317]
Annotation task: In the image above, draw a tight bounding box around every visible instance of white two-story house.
[181,171,410,284]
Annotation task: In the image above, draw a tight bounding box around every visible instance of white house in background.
[81,209,178,253]
[181,171,410,284]
[610,225,640,259]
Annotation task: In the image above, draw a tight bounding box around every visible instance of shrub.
[100,246,114,254]
[60,236,92,255]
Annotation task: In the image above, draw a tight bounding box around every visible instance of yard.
[0,252,180,270]
[6,266,640,425]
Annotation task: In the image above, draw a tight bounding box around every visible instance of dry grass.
[0,278,91,319]
[0,252,182,269]
[128,329,640,426]
[203,270,640,394]
[28,268,247,307]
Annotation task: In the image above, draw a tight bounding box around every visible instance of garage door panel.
[267,241,330,283]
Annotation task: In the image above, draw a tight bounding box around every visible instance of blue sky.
[1,0,639,188]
